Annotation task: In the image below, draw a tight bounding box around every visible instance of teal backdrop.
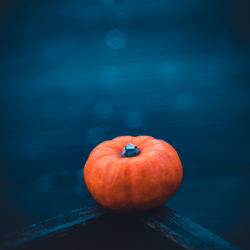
[0,0,250,248]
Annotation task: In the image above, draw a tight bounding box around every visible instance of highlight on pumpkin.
[83,135,183,213]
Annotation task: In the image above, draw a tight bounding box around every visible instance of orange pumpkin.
[83,135,183,212]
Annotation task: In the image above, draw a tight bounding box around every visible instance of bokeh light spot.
[38,171,77,191]
[105,29,127,49]
[99,0,115,4]
[172,92,194,110]
[93,101,113,119]
[100,65,120,84]
[160,61,179,79]
[112,9,131,25]
[86,126,105,144]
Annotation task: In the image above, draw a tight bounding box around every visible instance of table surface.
[0,0,250,249]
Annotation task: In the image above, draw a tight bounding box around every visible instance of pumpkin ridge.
[143,153,168,201]
[98,158,115,206]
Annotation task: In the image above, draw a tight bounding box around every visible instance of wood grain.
[140,206,239,250]
[0,204,107,250]
[0,202,238,250]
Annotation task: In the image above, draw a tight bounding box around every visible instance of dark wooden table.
[0,201,238,250]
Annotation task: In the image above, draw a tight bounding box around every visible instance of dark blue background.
[0,0,250,248]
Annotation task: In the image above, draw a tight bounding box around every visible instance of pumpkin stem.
[121,143,140,157]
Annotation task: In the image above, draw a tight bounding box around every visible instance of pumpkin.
[83,135,183,213]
